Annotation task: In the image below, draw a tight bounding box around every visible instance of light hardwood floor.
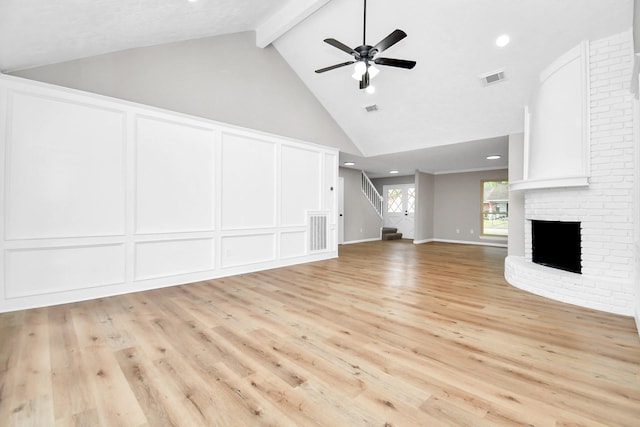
[1,241,639,426]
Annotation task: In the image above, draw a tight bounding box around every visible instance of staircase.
[381,227,403,240]
[361,171,403,240]
[361,171,383,218]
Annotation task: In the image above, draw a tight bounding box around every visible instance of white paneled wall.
[0,75,338,312]
[6,92,126,239]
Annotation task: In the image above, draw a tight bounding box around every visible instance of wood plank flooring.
[1,240,639,426]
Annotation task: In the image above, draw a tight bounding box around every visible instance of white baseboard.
[345,237,508,248]
[413,239,435,245]
[341,237,381,245]
[432,238,508,248]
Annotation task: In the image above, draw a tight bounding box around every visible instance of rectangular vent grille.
[309,213,328,252]
[480,69,506,86]
[364,104,378,112]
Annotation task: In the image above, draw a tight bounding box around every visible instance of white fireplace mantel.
[509,176,589,191]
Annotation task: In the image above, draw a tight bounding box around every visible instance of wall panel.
[221,234,276,267]
[6,91,125,239]
[134,238,214,280]
[221,133,276,230]
[280,231,306,259]
[5,244,125,298]
[281,145,320,226]
[135,116,215,233]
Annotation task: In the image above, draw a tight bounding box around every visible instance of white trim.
[632,53,640,98]
[413,238,435,244]
[255,0,331,48]
[523,106,530,180]
[634,84,640,337]
[539,42,584,82]
[479,235,508,242]
[509,176,589,191]
[341,237,380,245]
[429,166,508,176]
[432,238,508,248]
[583,40,591,179]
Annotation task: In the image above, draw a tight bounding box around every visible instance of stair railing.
[361,171,383,218]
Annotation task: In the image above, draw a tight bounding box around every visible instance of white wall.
[10,32,362,156]
[0,74,338,312]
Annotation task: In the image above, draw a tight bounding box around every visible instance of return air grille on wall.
[309,213,328,252]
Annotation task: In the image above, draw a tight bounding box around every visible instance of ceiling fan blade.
[324,38,358,57]
[315,61,356,73]
[372,29,407,54]
[374,57,416,69]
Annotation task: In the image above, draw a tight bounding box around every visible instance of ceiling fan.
[314,0,416,92]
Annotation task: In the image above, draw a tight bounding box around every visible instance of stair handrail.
[361,171,383,218]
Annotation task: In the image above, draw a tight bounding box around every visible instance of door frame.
[382,184,415,239]
[338,177,344,244]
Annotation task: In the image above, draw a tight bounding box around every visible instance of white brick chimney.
[505,30,636,315]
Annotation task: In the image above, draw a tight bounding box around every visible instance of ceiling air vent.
[364,104,379,112]
[479,68,506,86]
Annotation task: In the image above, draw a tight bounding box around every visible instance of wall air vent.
[479,68,506,86]
[308,212,329,252]
[364,104,378,112]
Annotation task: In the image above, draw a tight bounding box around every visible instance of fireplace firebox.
[531,220,582,274]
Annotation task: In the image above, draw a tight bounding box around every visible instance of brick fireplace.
[505,30,636,316]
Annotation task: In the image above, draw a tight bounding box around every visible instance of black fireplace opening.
[531,220,582,274]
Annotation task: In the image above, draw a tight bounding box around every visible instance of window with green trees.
[481,180,508,236]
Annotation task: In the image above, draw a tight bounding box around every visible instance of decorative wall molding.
[0,74,338,312]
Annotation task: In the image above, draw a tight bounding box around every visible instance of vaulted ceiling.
[0,0,633,176]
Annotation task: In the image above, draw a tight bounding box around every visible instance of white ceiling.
[0,0,633,176]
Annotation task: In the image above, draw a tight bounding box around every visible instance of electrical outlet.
[456,229,460,234]
[470,229,474,234]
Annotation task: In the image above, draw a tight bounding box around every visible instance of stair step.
[381,232,403,240]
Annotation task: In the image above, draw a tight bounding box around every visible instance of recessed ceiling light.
[344,161,356,166]
[389,170,399,174]
[496,34,510,47]
[486,155,501,160]
[366,85,376,94]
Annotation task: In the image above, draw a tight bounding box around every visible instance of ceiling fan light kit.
[315,0,416,90]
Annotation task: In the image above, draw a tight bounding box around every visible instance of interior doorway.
[383,184,415,239]
[338,177,344,244]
